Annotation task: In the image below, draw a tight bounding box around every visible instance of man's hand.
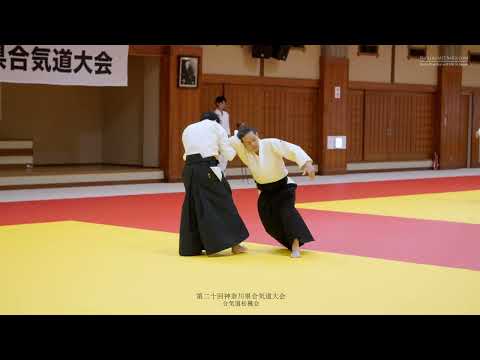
[476,129,480,139]
[302,161,315,180]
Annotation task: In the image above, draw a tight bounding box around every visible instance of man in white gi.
[180,112,248,256]
[229,125,316,258]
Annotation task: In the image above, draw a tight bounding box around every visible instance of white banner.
[0,45,129,87]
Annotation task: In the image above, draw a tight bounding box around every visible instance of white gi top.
[182,120,235,162]
[214,109,231,136]
[229,134,312,184]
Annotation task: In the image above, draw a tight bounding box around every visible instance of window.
[408,45,427,59]
[468,51,480,64]
[357,45,379,56]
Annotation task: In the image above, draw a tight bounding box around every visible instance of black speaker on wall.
[252,45,273,59]
[272,45,291,61]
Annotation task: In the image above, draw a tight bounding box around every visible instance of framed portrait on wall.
[178,56,199,88]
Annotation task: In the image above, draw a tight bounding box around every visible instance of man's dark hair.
[200,112,220,123]
[215,96,227,105]
[237,125,257,141]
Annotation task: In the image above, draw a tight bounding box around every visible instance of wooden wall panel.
[319,56,349,174]
[364,92,390,161]
[129,45,168,56]
[223,84,264,167]
[200,79,319,167]
[203,73,320,166]
[224,84,265,132]
[203,74,319,88]
[200,83,223,114]
[263,87,290,166]
[363,91,435,162]
[471,92,480,168]
[390,93,414,160]
[161,46,203,181]
[390,93,434,161]
[438,66,464,169]
[264,86,289,140]
[413,93,435,159]
[350,81,437,93]
[458,94,470,167]
[194,71,442,175]
[263,87,317,160]
[286,88,318,160]
[346,90,364,162]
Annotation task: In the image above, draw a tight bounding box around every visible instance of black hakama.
[256,176,314,250]
[179,154,249,256]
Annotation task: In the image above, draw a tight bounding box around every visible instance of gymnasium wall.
[394,45,439,85]
[202,45,321,79]
[142,56,161,168]
[264,45,321,79]
[0,56,159,167]
[348,45,392,83]
[203,45,442,85]
[202,46,260,76]
[2,44,479,176]
[0,82,104,165]
[349,45,439,85]
[346,88,436,163]
[202,76,319,165]
[102,56,144,166]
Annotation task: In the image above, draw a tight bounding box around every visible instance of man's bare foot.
[291,249,301,258]
[291,239,301,258]
[232,244,248,254]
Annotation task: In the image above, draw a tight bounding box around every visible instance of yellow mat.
[297,190,480,225]
[1,221,479,314]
